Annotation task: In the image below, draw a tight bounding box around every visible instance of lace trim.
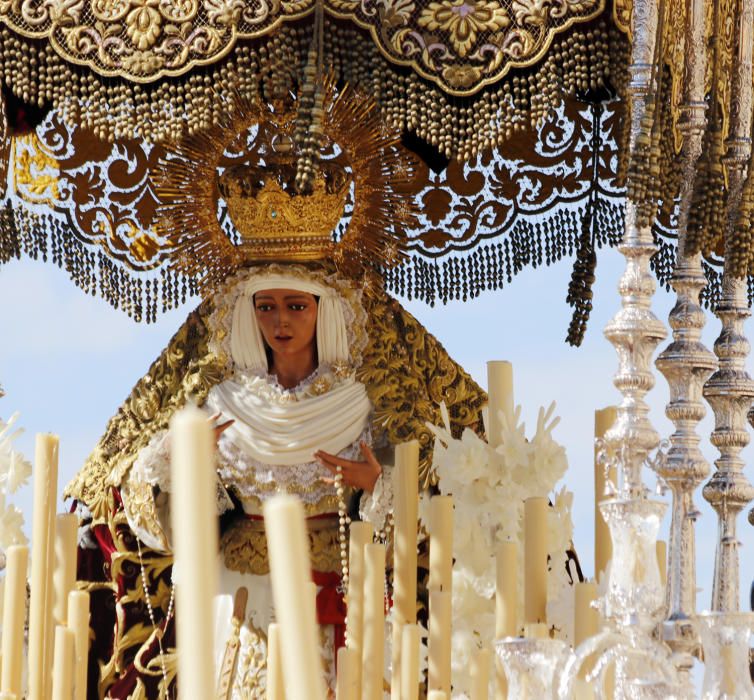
[207,264,369,376]
[216,427,372,507]
[131,428,234,513]
[131,430,171,490]
[234,364,357,403]
[359,467,394,532]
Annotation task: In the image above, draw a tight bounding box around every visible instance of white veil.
[229,274,351,372]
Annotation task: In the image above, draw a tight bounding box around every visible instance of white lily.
[0,412,32,494]
[427,397,575,697]
[0,503,27,548]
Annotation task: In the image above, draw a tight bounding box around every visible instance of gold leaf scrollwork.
[221,519,343,575]
[13,135,60,206]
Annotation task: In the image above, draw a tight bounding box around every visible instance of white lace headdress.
[209,264,368,374]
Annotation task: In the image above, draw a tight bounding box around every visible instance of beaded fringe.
[0,18,627,161]
[0,204,198,322]
[3,195,749,335]
[384,200,626,346]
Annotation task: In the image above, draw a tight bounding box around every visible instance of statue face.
[253,289,318,359]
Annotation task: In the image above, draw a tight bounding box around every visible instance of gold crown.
[218,158,350,262]
[154,83,418,290]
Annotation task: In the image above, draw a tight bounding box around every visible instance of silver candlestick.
[654,0,715,679]
[702,0,754,614]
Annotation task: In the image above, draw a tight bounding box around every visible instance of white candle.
[721,643,738,695]
[1,545,28,696]
[524,622,548,639]
[68,590,90,700]
[429,495,453,592]
[170,407,218,700]
[656,540,667,587]
[264,495,326,700]
[393,442,419,617]
[345,521,372,697]
[494,540,516,700]
[495,541,517,638]
[361,543,385,700]
[574,582,597,700]
[51,625,75,700]
[470,648,491,700]
[29,433,59,700]
[392,440,419,700]
[427,692,448,700]
[524,497,548,624]
[400,624,420,700]
[53,513,79,626]
[594,407,617,580]
[335,647,358,700]
[266,623,285,700]
[428,589,452,694]
[574,582,598,647]
[487,361,514,448]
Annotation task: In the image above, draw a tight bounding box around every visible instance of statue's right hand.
[208,412,234,445]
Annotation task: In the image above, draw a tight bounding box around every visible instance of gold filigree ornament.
[153,77,419,292]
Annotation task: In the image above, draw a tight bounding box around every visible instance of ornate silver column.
[654,0,716,679]
[603,0,666,493]
[655,248,716,671]
[702,0,754,613]
[558,2,683,694]
[703,276,754,612]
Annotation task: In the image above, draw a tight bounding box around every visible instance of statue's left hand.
[315,441,382,493]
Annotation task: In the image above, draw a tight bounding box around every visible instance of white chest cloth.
[205,372,373,466]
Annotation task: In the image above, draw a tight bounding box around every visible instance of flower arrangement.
[0,404,33,553]
[425,401,576,698]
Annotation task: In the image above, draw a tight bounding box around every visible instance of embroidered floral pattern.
[418,0,509,58]
[125,0,162,50]
[0,0,605,92]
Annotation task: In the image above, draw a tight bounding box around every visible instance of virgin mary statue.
[65,87,487,698]
[67,260,486,698]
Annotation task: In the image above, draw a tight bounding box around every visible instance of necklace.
[136,537,176,699]
[335,464,350,592]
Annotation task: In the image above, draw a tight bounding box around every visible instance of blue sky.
[1,248,752,622]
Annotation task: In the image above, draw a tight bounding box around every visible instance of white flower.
[428,396,575,698]
[0,413,32,494]
[0,504,27,548]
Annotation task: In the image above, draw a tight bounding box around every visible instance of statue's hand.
[208,412,234,445]
[315,442,382,493]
